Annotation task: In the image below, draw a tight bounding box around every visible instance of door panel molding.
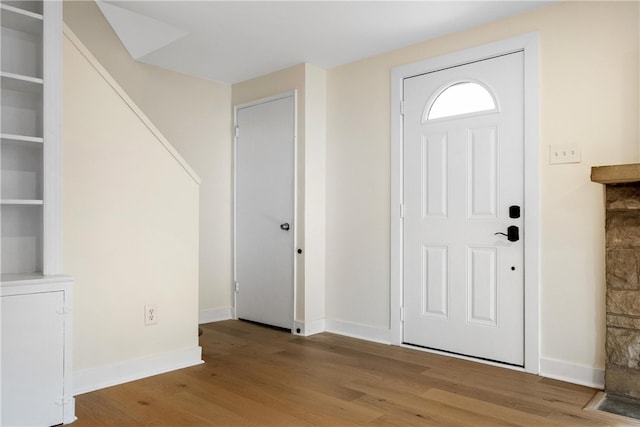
[468,125,498,219]
[390,33,540,373]
[422,244,449,318]
[467,246,498,326]
[422,134,448,218]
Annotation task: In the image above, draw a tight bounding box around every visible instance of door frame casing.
[390,33,540,373]
[233,90,298,331]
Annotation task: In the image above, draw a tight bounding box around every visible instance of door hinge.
[234,281,239,292]
[400,100,405,116]
[55,397,74,406]
[234,126,239,138]
[400,307,405,322]
[56,306,72,315]
[400,203,405,219]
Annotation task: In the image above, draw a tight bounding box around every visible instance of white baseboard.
[199,306,232,324]
[540,357,604,389]
[74,346,203,395]
[325,319,391,344]
[294,318,326,336]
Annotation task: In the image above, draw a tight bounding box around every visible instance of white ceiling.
[97,1,553,84]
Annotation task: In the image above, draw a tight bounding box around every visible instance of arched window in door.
[426,81,497,121]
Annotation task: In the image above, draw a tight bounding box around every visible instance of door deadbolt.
[280,223,290,231]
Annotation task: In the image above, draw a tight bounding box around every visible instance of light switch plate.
[550,145,581,164]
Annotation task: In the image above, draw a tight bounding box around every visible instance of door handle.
[494,225,519,242]
[280,223,290,231]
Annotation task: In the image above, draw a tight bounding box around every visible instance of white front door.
[403,52,524,366]
[235,93,295,330]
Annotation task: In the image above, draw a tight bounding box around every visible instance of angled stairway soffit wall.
[95,1,188,61]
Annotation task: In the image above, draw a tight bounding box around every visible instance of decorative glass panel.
[427,82,496,120]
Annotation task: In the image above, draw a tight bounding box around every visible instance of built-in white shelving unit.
[1,0,75,425]
[1,0,45,277]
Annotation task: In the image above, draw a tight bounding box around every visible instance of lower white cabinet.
[1,276,74,426]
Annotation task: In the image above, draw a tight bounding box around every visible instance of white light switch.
[549,145,581,164]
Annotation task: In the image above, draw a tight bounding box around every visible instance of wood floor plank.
[74,391,141,426]
[206,352,383,425]
[169,366,320,426]
[422,388,563,426]
[347,379,528,427]
[419,363,595,412]
[289,336,431,379]
[71,320,638,426]
[355,394,469,427]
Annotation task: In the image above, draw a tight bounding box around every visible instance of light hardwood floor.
[73,320,639,426]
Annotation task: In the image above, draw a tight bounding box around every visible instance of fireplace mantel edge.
[591,163,640,184]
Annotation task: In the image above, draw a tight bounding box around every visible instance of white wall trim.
[294,318,326,336]
[199,307,233,324]
[62,25,201,185]
[74,346,203,395]
[540,358,604,389]
[43,0,63,275]
[390,32,541,373]
[305,318,326,336]
[325,319,391,344]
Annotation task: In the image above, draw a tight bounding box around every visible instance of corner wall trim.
[325,319,391,344]
[294,318,326,336]
[540,357,604,389]
[199,307,233,324]
[74,346,203,395]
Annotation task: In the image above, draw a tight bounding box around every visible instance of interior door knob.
[280,223,290,231]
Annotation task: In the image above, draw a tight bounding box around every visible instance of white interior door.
[235,94,295,330]
[403,52,524,365]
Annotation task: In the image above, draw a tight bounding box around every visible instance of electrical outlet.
[549,145,581,164]
[145,304,158,326]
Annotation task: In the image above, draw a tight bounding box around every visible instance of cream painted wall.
[63,34,200,370]
[232,64,327,327]
[63,1,233,317]
[326,0,639,370]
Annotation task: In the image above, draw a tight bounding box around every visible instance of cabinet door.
[1,291,64,426]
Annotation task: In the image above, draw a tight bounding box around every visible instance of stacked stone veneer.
[605,183,640,399]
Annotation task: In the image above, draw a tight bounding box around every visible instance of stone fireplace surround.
[592,163,640,401]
